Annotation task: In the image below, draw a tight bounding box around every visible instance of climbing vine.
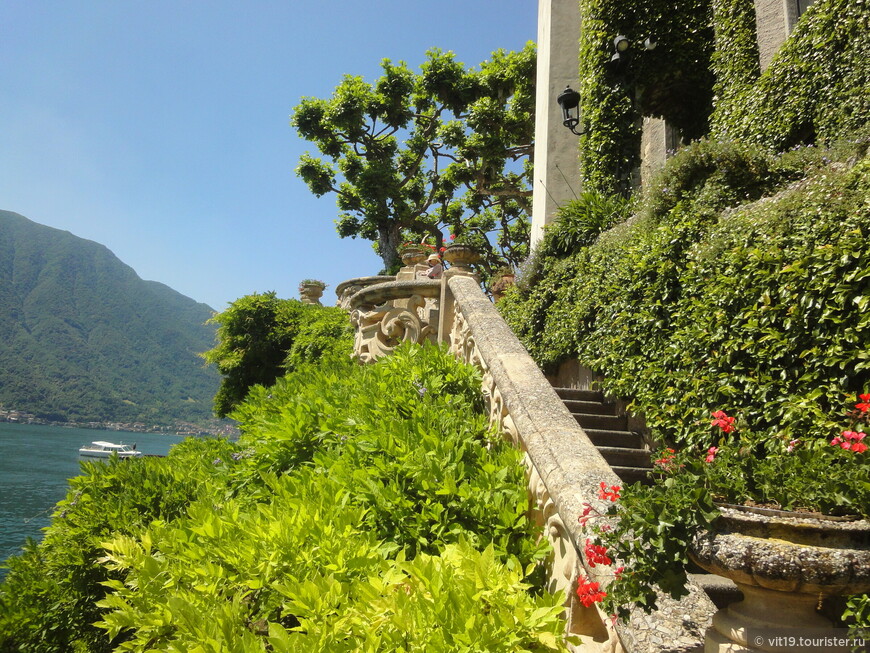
[710,0,870,150]
[577,0,715,195]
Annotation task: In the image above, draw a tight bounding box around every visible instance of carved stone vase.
[400,248,428,267]
[689,504,870,652]
[299,284,324,305]
[442,244,480,271]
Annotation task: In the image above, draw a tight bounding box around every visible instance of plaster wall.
[531,0,583,247]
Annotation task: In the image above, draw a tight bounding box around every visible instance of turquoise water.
[0,423,178,578]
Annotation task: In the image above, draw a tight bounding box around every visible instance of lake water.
[0,423,179,579]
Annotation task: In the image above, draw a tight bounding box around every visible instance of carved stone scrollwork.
[352,294,435,363]
[546,513,579,597]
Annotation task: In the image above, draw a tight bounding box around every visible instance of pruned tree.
[292,44,536,275]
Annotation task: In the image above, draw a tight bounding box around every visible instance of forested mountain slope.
[0,210,219,425]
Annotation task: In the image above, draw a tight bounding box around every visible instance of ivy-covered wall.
[502,136,869,446]
[576,0,869,193]
[710,0,870,149]
[578,0,715,195]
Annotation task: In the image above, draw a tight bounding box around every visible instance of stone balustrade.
[338,262,717,653]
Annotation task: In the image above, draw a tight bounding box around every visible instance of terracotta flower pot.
[689,504,870,651]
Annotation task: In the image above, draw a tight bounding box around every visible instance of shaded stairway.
[554,387,653,485]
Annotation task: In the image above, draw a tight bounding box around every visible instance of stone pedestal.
[689,505,870,652]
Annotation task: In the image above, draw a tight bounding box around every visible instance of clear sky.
[1,1,537,311]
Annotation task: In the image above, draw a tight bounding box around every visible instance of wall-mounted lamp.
[556,86,585,136]
[608,35,632,73]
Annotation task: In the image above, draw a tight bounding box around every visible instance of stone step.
[563,398,618,415]
[582,428,646,449]
[553,387,604,403]
[612,466,654,486]
[572,412,628,431]
[597,446,653,469]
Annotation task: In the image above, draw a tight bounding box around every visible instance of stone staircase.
[554,387,653,485]
[553,386,744,610]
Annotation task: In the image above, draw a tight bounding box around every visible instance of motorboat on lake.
[78,441,143,459]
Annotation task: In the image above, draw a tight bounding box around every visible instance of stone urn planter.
[689,504,870,651]
[442,244,480,271]
[299,281,326,306]
[400,247,428,267]
[489,271,516,301]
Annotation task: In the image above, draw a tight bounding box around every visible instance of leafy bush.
[538,192,631,257]
[711,0,869,150]
[501,136,869,627]
[503,137,869,444]
[201,292,353,416]
[0,437,237,653]
[1,344,561,652]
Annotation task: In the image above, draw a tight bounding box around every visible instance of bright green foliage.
[0,437,238,652]
[502,136,869,446]
[711,0,869,150]
[575,0,867,195]
[201,292,353,417]
[537,191,632,258]
[292,45,536,275]
[1,345,562,652]
[598,401,870,617]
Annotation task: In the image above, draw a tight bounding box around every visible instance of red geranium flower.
[576,576,607,607]
[705,446,719,463]
[598,482,621,501]
[710,410,736,433]
[584,539,612,567]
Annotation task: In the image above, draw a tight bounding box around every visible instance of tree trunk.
[377,226,401,272]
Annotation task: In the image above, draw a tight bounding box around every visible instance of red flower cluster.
[705,446,719,463]
[856,393,870,413]
[654,448,676,467]
[831,431,867,453]
[576,576,607,607]
[578,502,595,526]
[598,482,621,501]
[584,539,612,567]
[711,410,736,433]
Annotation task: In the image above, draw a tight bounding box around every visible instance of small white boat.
[78,441,143,459]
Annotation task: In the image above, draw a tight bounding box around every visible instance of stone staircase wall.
[343,266,718,653]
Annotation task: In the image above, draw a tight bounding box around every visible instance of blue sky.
[1,1,536,311]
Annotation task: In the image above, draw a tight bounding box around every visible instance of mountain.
[0,210,220,426]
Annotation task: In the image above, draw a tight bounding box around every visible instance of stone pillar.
[531,0,583,248]
[640,117,680,187]
[754,0,813,70]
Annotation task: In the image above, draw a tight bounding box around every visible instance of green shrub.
[538,191,631,257]
[202,293,353,417]
[711,0,870,150]
[1,344,560,651]
[502,136,869,444]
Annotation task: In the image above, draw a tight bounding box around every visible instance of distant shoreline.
[0,413,237,438]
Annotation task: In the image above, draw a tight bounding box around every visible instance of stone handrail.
[339,266,716,652]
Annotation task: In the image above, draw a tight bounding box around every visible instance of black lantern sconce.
[556,86,585,136]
